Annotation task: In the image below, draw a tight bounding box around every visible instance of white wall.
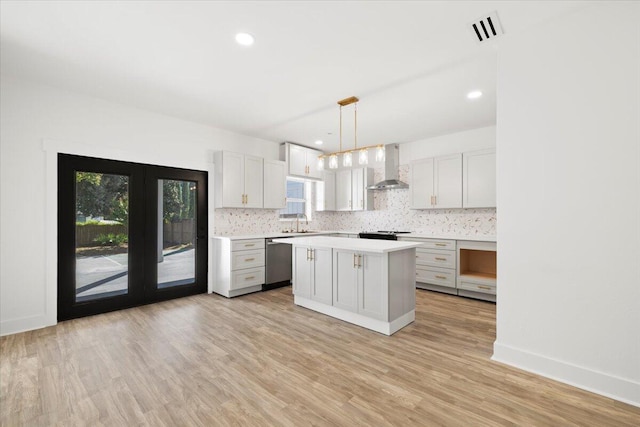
[0,75,280,335]
[494,3,640,406]
[400,126,495,164]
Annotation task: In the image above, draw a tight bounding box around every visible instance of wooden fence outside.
[76,224,127,247]
[163,219,195,246]
[75,219,194,247]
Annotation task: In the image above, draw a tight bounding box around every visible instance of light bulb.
[235,33,255,46]
[358,148,368,165]
[343,151,353,167]
[328,154,338,169]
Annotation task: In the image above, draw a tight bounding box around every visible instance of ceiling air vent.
[470,11,504,43]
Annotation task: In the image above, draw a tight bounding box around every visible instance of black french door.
[58,154,207,320]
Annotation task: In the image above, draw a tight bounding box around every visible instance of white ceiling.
[0,1,583,152]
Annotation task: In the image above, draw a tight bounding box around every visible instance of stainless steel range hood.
[366,144,409,190]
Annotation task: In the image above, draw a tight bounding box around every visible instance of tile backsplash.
[213,165,496,236]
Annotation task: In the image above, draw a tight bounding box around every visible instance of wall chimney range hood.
[366,144,409,190]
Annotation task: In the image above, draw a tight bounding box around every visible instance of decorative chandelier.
[317,96,385,170]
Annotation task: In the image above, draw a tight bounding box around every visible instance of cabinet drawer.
[416,249,456,268]
[231,249,265,270]
[421,239,455,250]
[232,239,265,251]
[457,279,496,295]
[400,238,455,251]
[231,267,265,290]
[416,266,456,288]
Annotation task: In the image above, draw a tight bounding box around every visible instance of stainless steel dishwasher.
[264,238,292,290]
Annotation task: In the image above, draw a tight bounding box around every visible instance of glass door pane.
[74,172,129,302]
[157,179,196,288]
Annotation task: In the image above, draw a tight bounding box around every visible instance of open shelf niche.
[459,249,496,281]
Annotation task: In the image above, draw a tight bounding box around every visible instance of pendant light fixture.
[319,96,384,169]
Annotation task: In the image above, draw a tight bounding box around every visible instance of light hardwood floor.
[1,288,639,426]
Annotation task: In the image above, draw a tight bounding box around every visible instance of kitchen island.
[272,236,422,335]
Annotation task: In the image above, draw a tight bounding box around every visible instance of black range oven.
[358,231,411,241]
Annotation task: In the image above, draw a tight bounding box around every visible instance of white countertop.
[401,233,497,242]
[212,231,496,242]
[272,236,423,253]
[212,231,359,240]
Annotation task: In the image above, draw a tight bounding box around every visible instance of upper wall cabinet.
[280,143,323,180]
[410,154,462,209]
[316,171,336,212]
[263,159,287,209]
[335,168,374,211]
[463,148,496,208]
[214,151,284,209]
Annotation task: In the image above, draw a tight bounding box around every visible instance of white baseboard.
[493,342,640,408]
[0,314,55,337]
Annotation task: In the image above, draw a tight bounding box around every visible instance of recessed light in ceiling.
[235,33,254,46]
[467,90,483,99]
[315,140,323,145]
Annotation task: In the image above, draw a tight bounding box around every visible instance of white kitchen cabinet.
[315,171,336,211]
[293,246,332,305]
[280,143,323,180]
[409,158,434,209]
[336,169,352,211]
[410,154,462,209]
[335,168,374,211]
[214,151,264,208]
[263,159,287,209]
[333,250,359,312]
[283,237,418,335]
[399,237,457,295]
[463,148,496,208]
[212,237,265,298]
[457,240,497,302]
[333,249,385,320]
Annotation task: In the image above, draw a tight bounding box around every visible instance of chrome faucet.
[296,213,308,232]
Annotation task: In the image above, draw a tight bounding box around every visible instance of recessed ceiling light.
[315,140,323,145]
[235,33,254,46]
[467,90,483,99]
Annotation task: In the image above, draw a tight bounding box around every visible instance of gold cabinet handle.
[430,195,434,205]
[353,253,357,268]
[244,243,255,247]
[246,194,248,204]
[478,285,493,290]
[435,275,447,280]
[245,276,255,280]
[245,258,255,262]
[435,257,447,261]
[435,243,446,247]
[306,248,310,261]
[310,249,314,261]
[358,254,362,267]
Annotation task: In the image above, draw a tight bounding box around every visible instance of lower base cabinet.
[293,246,332,305]
[333,250,385,320]
[212,237,266,298]
[398,237,497,302]
[290,244,416,335]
